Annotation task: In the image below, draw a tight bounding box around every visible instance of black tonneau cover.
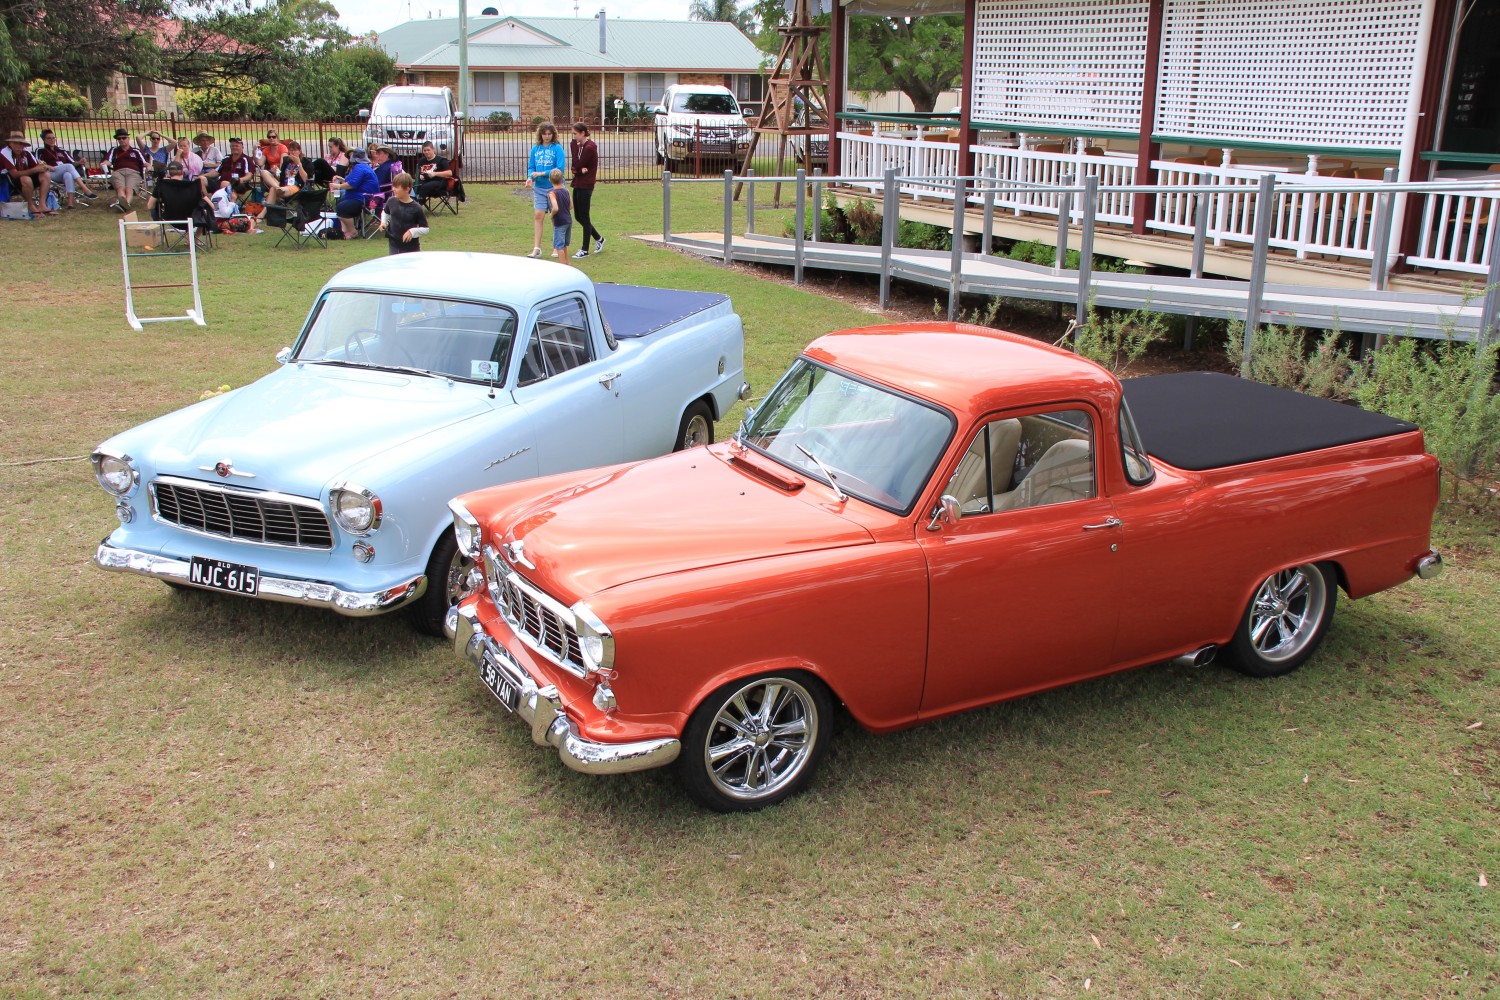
[594,283,729,339]
[1122,372,1418,472]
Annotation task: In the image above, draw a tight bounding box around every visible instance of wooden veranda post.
[1132,0,1167,235]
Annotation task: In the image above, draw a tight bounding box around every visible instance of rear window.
[672,92,739,116]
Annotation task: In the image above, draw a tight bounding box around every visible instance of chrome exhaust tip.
[1417,550,1443,580]
[1171,645,1217,669]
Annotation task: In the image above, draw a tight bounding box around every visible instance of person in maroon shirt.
[568,121,604,257]
[104,128,149,211]
[1,131,54,215]
[216,137,255,191]
[36,129,93,209]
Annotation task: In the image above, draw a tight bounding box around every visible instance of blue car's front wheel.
[413,530,474,638]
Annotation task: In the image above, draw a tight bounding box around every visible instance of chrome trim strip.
[94,539,426,616]
[149,475,334,551]
[455,605,679,775]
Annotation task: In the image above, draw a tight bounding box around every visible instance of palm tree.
[688,0,753,33]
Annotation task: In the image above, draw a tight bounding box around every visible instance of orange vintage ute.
[448,323,1444,811]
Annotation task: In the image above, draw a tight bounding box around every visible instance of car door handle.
[1082,517,1122,531]
[598,372,621,389]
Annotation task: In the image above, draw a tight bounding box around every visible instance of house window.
[406,72,426,86]
[473,72,509,104]
[734,75,764,102]
[634,73,666,107]
[124,76,158,115]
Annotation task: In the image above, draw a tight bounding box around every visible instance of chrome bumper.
[454,604,680,775]
[94,538,426,616]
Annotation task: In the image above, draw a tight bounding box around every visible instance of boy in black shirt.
[379,172,429,255]
[546,167,572,264]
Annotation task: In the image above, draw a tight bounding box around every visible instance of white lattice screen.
[1156,0,1424,149]
[971,0,1150,133]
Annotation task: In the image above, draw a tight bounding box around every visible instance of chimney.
[598,8,606,54]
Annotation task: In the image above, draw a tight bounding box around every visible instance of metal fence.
[23,116,811,184]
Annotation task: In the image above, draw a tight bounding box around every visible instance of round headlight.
[331,483,382,535]
[448,499,481,558]
[92,450,138,497]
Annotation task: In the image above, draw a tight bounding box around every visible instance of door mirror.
[275,346,292,364]
[925,494,962,532]
[454,111,465,120]
[357,109,370,119]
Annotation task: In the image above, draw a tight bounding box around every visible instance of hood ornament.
[199,459,256,479]
[503,539,536,570]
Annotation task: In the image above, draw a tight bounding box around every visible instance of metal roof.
[377,16,766,72]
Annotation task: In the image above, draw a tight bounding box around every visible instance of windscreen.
[294,291,517,384]
[372,93,451,118]
[673,93,740,115]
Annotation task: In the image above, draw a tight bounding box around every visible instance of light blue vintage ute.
[92,252,748,635]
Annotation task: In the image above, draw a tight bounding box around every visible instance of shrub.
[177,81,260,120]
[1352,337,1500,500]
[1225,325,1359,399]
[27,80,89,119]
[1002,239,1141,274]
[1071,299,1171,375]
[485,111,514,126]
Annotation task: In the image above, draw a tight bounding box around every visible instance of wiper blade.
[384,365,445,379]
[795,443,846,502]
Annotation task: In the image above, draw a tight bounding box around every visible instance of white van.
[653,84,752,167]
[360,86,464,160]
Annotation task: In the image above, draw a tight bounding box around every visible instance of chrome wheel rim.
[704,678,817,802]
[682,413,711,449]
[1247,565,1327,663]
[441,548,476,639]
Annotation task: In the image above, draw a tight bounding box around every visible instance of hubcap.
[683,414,711,449]
[1247,565,1326,663]
[442,550,477,639]
[704,679,817,801]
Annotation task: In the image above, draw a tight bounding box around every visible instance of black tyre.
[1224,562,1337,677]
[674,400,714,451]
[412,530,474,639]
[675,671,832,812]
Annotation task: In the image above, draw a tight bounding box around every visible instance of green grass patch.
[0,182,1496,997]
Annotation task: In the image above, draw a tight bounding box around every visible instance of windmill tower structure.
[737,0,830,203]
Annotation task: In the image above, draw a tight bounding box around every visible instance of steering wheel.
[344,328,376,363]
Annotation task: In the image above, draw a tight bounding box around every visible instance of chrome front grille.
[151,476,334,549]
[483,546,584,676]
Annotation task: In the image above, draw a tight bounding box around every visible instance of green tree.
[688,0,754,33]
[847,15,963,113]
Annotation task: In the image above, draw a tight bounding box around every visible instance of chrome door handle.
[1082,517,1122,531]
[598,372,621,389]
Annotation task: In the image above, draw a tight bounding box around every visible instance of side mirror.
[652,106,665,115]
[925,494,963,532]
[357,109,370,120]
[275,347,292,364]
[454,111,465,120]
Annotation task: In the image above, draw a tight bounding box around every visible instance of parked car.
[653,84,752,168]
[361,85,464,161]
[92,252,748,636]
[449,323,1443,811]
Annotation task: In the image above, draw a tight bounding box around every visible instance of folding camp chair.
[359,190,389,239]
[421,154,462,216]
[267,187,331,249]
[151,178,215,252]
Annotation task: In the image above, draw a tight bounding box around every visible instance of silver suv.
[653,84,752,167]
[360,86,464,159]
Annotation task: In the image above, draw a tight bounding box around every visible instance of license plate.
[188,556,260,595]
[480,649,520,713]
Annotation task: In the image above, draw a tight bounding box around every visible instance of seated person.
[209,179,253,233]
[170,135,203,182]
[262,140,307,205]
[36,130,92,210]
[2,131,55,215]
[415,140,452,200]
[370,145,396,193]
[138,129,171,179]
[258,130,287,173]
[215,137,256,191]
[104,128,150,211]
[145,160,210,220]
[329,146,379,239]
[325,137,350,176]
[193,131,223,169]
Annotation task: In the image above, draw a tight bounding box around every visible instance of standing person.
[414,140,451,200]
[378,172,429,255]
[104,128,149,211]
[330,146,380,240]
[525,122,565,258]
[36,129,92,209]
[1,132,54,214]
[569,121,604,257]
[546,168,572,264]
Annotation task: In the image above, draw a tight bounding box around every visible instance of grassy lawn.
[1,182,1496,997]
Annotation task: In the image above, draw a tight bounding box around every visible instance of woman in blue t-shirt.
[330,147,381,240]
[526,123,565,258]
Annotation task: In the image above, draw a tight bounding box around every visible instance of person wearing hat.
[104,127,149,211]
[215,137,255,191]
[329,145,379,239]
[1,131,55,215]
[193,131,223,169]
[35,129,92,210]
